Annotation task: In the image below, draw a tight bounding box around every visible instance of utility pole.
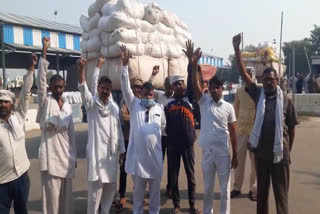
[0,22,6,89]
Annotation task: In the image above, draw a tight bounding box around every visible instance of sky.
[1,0,320,66]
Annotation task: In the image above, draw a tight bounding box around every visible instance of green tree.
[310,25,320,54]
[283,39,312,77]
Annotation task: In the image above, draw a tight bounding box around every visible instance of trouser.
[41,171,73,214]
[133,176,161,214]
[0,172,30,214]
[255,158,290,214]
[87,181,116,214]
[202,148,231,214]
[162,136,170,191]
[119,140,129,198]
[232,134,257,194]
[168,145,196,208]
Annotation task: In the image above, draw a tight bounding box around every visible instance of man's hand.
[41,37,50,59]
[77,58,87,84]
[192,48,202,65]
[119,153,126,166]
[152,65,160,76]
[28,53,38,71]
[97,56,105,69]
[120,45,131,66]
[232,33,242,51]
[231,155,238,169]
[182,40,194,62]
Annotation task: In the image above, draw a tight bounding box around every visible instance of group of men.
[0,33,298,214]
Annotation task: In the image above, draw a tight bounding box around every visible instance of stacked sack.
[80,0,192,90]
[241,42,285,78]
[241,42,284,63]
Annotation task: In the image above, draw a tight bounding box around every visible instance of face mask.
[141,98,155,108]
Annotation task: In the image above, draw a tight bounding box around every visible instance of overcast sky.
[2,0,320,65]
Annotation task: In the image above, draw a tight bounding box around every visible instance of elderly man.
[120,45,166,214]
[0,53,36,214]
[117,71,144,209]
[77,57,125,214]
[231,67,258,201]
[233,34,298,214]
[36,37,77,214]
[190,43,238,214]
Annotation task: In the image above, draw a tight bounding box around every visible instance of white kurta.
[37,57,76,178]
[78,67,125,183]
[121,66,166,179]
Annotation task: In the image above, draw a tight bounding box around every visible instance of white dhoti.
[87,181,116,214]
[202,149,231,214]
[133,176,161,214]
[41,171,73,214]
[233,134,257,194]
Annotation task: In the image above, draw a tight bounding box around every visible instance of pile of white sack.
[80,0,191,90]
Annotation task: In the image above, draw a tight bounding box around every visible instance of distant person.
[233,33,299,214]
[296,74,303,94]
[0,53,36,214]
[231,67,258,201]
[191,44,238,214]
[77,57,126,214]
[36,37,77,214]
[120,45,166,214]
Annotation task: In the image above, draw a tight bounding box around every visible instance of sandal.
[190,206,201,214]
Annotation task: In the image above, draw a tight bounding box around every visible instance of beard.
[0,107,11,119]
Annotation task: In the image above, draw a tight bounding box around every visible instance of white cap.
[0,90,15,103]
[170,75,184,85]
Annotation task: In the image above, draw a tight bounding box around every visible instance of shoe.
[170,207,180,214]
[190,206,201,214]
[248,191,257,201]
[230,190,241,198]
[166,189,172,199]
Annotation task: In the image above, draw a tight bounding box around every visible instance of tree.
[283,39,312,77]
[310,25,320,54]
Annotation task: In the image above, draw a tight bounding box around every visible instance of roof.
[0,11,81,35]
[202,53,223,59]
[4,43,81,56]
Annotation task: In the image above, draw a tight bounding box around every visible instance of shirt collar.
[212,98,223,106]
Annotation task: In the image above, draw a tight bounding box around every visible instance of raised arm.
[120,45,135,109]
[91,56,105,95]
[148,65,159,83]
[191,47,203,102]
[233,34,255,88]
[182,40,195,102]
[37,37,50,110]
[15,53,37,120]
[77,58,94,110]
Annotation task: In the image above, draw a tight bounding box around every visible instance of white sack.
[143,3,162,24]
[88,2,99,18]
[174,15,188,30]
[168,57,188,83]
[89,13,101,31]
[174,26,192,40]
[98,12,138,33]
[137,20,156,33]
[80,15,90,32]
[145,43,167,58]
[156,23,174,35]
[161,10,176,28]
[81,52,101,60]
[82,32,89,40]
[116,0,145,19]
[167,44,184,59]
[89,28,100,39]
[80,36,101,52]
[101,42,144,58]
[101,1,117,16]
[101,28,141,46]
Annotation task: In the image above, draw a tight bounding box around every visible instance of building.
[199,53,224,67]
[0,11,82,89]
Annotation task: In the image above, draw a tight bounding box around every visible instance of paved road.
[21,117,320,214]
